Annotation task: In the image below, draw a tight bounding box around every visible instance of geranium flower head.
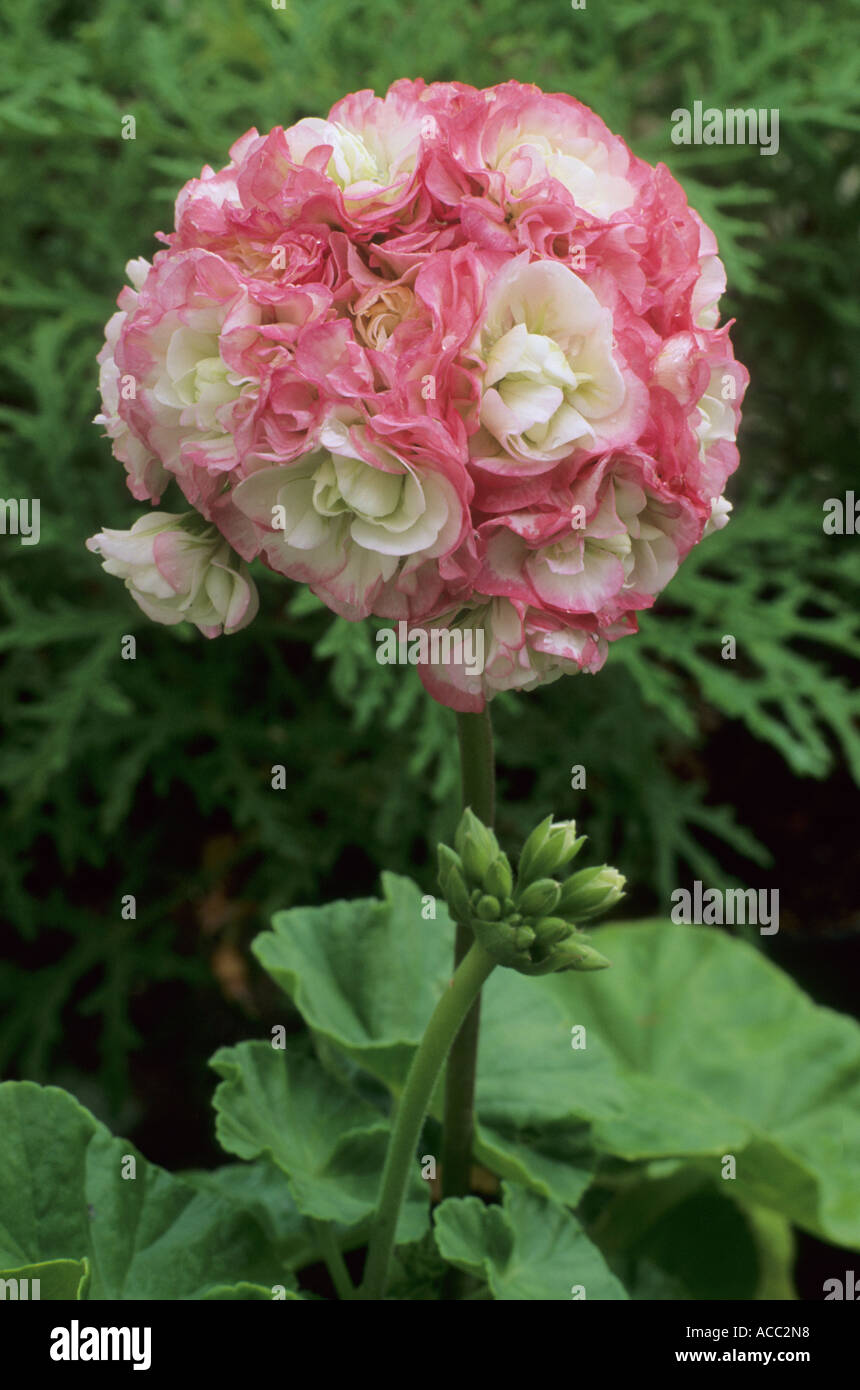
[91,80,746,703]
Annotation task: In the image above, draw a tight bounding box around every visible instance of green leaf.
[477,959,748,1162]
[0,1083,287,1299]
[210,1040,429,1241]
[0,1257,90,1300]
[586,1172,797,1300]
[474,1119,595,1208]
[253,874,453,1094]
[201,1282,304,1301]
[254,880,742,1188]
[434,1183,628,1300]
[541,920,860,1247]
[181,1159,320,1270]
[587,1170,763,1299]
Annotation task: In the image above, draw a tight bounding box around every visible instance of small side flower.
[86,512,258,637]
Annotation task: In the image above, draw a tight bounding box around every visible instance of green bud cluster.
[437,809,625,976]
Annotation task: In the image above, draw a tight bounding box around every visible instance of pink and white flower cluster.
[90,79,747,710]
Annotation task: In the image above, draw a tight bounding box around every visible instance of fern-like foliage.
[615,489,860,782]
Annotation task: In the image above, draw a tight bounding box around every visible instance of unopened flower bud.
[437,843,460,890]
[516,815,553,886]
[484,855,514,900]
[516,877,562,917]
[437,814,620,977]
[437,843,471,923]
[454,809,501,887]
[533,916,571,948]
[550,937,612,972]
[518,817,586,886]
[556,864,603,908]
[557,865,626,921]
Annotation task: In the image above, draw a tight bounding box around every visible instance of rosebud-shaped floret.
[452,84,641,222]
[453,808,504,887]
[478,456,703,623]
[230,414,468,622]
[86,512,258,637]
[472,259,641,470]
[95,251,270,517]
[285,83,430,224]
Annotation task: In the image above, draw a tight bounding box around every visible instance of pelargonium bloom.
[413,595,619,713]
[476,451,704,623]
[229,412,472,621]
[471,257,643,471]
[90,79,747,710]
[86,513,258,637]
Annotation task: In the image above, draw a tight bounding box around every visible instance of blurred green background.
[0,0,858,1291]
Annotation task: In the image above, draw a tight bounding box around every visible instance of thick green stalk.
[358,940,495,1301]
[455,707,496,827]
[441,708,495,1199]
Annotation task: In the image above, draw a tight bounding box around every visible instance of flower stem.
[441,708,495,1200]
[455,707,496,827]
[312,1219,356,1301]
[358,939,496,1301]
